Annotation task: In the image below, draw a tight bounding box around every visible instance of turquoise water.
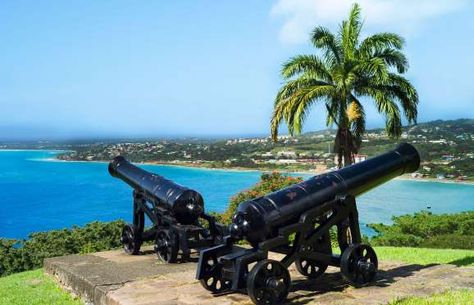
[1,150,473,239]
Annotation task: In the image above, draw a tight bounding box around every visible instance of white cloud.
[271,0,468,44]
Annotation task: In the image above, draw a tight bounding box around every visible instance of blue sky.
[0,1,473,140]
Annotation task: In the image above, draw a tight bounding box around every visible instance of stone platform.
[44,247,474,305]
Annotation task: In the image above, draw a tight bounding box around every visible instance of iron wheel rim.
[199,255,232,293]
[121,224,140,255]
[155,229,178,263]
[341,244,378,285]
[247,259,290,305]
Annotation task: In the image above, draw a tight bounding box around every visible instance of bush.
[419,234,474,250]
[369,211,474,249]
[218,172,303,225]
[0,220,125,277]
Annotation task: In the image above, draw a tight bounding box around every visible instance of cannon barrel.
[230,143,420,244]
[109,156,204,224]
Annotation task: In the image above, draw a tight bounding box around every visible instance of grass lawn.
[390,289,474,305]
[0,269,81,305]
[374,246,474,266]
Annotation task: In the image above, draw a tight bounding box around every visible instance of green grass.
[0,269,82,305]
[389,289,474,305]
[374,246,474,266]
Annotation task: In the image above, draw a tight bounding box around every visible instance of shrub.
[0,220,125,277]
[419,234,474,250]
[369,211,474,249]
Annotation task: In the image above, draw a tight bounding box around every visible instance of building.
[277,150,297,158]
[333,154,367,166]
[353,154,367,163]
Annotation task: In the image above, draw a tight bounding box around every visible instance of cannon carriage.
[196,143,420,305]
[109,156,226,263]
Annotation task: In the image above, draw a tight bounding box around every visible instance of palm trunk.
[335,127,354,168]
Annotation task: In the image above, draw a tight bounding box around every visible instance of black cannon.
[109,156,226,263]
[196,143,420,305]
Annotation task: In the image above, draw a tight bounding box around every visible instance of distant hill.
[300,118,474,139]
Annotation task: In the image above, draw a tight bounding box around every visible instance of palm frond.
[372,49,408,73]
[385,103,402,138]
[367,89,403,138]
[359,33,404,56]
[341,3,362,59]
[271,96,290,141]
[285,85,335,135]
[358,74,418,124]
[386,74,418,123]
[311,26,342,64]
[281,55,332,82]
[275,78,330,102]
[325,97,341,127]
[353,58,389,80]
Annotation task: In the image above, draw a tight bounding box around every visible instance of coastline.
[394,176,474,186]
[0,149,67,153]
[49,155,474,186]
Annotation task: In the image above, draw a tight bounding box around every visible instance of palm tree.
[271,3,418,168]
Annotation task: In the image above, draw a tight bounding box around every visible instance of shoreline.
[0,149,67,152]
[394,176,474,186]
[49,155,474,186]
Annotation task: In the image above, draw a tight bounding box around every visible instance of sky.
[0,0,473,140]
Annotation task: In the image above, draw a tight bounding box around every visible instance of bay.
[0,150,473,239]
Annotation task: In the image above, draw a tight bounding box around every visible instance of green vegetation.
[389,289,474,305]
[0,269,81,305]
[271,3,418,167]
[370,211,474,249]
[374,247,474,267]
[217,172,303,224]
[0,221,124,277]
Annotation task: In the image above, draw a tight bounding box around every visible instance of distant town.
[2,119,473,181]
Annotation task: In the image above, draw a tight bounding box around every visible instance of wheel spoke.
[303,262,310,273]
[255,272,266,286]
[267,289,277,304]
[354,264,360,282]
[262,290,272,304]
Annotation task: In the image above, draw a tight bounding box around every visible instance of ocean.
[1,150,473,239]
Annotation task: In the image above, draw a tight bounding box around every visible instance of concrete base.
[45,247,474,305]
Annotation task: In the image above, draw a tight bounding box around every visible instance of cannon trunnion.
[109,156,226,263]
[196,143,420,305]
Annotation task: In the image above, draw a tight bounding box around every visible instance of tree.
[270,3,418,168]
